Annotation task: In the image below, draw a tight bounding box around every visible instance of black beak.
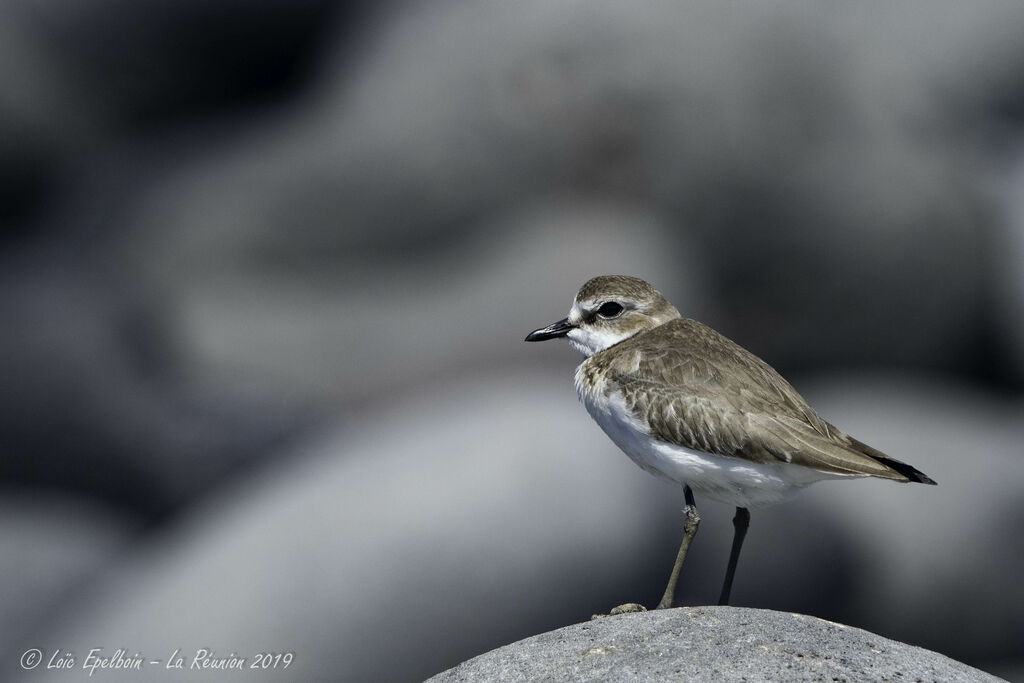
[525,317,575,342]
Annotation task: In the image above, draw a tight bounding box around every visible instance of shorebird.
[525,275,935,611]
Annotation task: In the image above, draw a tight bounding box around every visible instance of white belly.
[580,387,850,509]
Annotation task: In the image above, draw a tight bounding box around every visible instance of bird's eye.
[597,301,624,319]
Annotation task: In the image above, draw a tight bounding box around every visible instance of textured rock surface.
[428,607,1005,683]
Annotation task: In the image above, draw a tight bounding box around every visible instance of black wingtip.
[876,455,937,485]
[842,430,937,485]
[902,466,937,486]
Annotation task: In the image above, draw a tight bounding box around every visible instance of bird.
[524,275,936,612]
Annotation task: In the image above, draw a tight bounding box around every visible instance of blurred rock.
[123,200,691,402]
[0,254,310,519]
[0,0,386,234]
[101,0,1024,394]
[994,138,1024,385]
[0,494,130,668]
[0,6,101,227]
[798,374,1024,668]
[8,368,830,683]
[9,0,349,128]
[8,371,1023,681]
[428,607,1004,683]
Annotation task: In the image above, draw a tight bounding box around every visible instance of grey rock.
[428,607,1005,683]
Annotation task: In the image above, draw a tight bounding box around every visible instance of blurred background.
[2,0,1023,680]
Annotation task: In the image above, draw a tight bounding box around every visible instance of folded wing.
[607,319,936,484]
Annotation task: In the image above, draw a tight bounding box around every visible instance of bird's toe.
[591,603,648,620]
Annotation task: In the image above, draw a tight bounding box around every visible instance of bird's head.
[525,275,680,357]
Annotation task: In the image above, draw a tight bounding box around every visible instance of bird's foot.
[590,603,648,620]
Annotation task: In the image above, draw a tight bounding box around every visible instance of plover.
[525,275,935,611]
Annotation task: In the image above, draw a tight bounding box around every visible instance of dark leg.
[717,507,750,606]
[656,485,700,609]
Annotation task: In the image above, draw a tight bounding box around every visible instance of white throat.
[566,326,631,357]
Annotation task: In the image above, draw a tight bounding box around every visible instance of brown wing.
[602,319,934,483]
